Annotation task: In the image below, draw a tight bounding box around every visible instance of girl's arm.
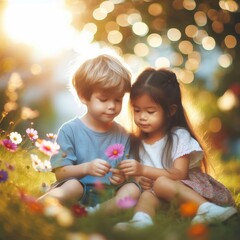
[119,154,190,181]
[54,159,111,181]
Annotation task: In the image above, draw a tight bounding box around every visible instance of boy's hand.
[109,168,125,185]
[138,177,153,190]
[118,159,143,176]
[87,159,110,177]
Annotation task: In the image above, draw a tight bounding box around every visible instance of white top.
[139,127,203,169]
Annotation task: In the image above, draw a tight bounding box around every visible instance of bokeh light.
[218,54,232,68]
[132,22,149,36]
[208,117,222,133]
[147,33,162,47]
[167,28,181,41]
[202,36,216,50]
[3,0,75,58]
[217,90,239,111]
[148,3,163,16]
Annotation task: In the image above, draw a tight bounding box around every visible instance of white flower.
[30,154,52,172]
[9,132,22,144]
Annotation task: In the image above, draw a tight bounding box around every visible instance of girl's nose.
[140,112,147,120]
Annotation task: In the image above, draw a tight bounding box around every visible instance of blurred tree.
[66,0,240,159]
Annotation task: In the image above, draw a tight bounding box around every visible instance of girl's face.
[82,90,123,129]
[132,93,166,142]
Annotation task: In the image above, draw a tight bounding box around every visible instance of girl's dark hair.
[130,68,207,171]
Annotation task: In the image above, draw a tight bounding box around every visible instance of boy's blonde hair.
[72,54,131,100]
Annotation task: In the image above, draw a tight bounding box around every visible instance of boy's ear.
[169,104,178,117]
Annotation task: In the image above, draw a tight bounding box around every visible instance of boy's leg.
[94,182,141,215]
[38,179,84,205]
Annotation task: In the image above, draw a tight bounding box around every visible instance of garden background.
[0,1,240,240]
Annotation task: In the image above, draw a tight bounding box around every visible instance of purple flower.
[1,139,17,152]
[105,143,124,160]
[0,169,8,183]
[117,196,137,209]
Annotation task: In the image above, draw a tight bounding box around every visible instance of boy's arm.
[54,159,111,181]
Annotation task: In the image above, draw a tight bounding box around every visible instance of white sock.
[197,202,214,214]
[132,211,153,225]
[86,203,100,214]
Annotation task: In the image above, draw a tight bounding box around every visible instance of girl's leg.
[134,190,160,218]
[153,176,237,224]
[38,179,84,205]
[114,190,160,230]
[153,176,206,205]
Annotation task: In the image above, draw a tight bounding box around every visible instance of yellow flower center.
[113,150,118,155]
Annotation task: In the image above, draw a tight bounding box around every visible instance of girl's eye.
[99,98,107,102]
[148,111,155,114]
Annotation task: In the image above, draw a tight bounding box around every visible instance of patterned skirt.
[181,168,235,207]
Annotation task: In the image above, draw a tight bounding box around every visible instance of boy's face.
[84,90,124,124]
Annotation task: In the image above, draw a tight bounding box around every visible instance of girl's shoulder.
[171,127,190,138]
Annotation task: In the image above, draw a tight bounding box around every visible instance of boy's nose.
[108,101,115,109]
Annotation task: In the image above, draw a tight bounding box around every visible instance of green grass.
[0,141,240,240]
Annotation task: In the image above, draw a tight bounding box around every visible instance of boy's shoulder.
[59,117,82,130]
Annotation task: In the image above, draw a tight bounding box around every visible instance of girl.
[116,68,237,229]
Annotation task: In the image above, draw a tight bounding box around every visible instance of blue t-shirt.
[51,117,131,185]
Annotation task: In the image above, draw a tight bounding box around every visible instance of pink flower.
[105,143,124,160]
[26,128,38,141]
[1,139,17,152]
[117,196,137,209]
[46,133,57,140]
[35,139,60,156]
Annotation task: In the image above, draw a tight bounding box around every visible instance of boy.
[39,53,141,213]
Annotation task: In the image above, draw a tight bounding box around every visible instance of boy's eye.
[115,98,122,102]
[133,108,140,113]
[98,98,107,102]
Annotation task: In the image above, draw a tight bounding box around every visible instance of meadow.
[0,120,240,240]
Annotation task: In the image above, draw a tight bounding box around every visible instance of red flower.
[94,180,105,191]
[19,189,44,214]
[187,223,208,239]
[71,203,88,217]
[179,201,198,217]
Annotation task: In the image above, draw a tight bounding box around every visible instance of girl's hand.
[138,177,153,190]
[86,159,110,177]
[118,159,143,176]
[109,168,125,185]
